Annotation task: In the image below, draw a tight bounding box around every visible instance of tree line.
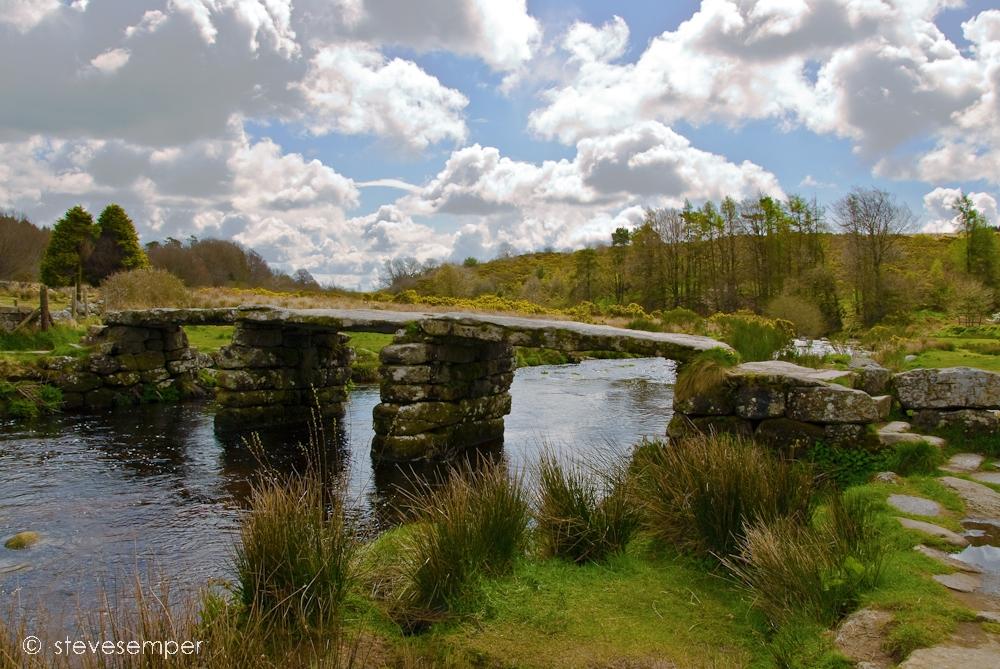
[406,187,998,333]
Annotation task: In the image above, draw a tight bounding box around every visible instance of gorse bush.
[634,434,815,559]
[102,267,189,310]
[235,461,356,629]
[709,312,795,362]
[402,459,530,614]
[726,491,888,627]
[535,452,640,564]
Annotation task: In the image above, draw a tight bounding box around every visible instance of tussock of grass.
[397,459,530,616]
[534,451,639,563]
[634,434,815,559]
[673,347,739,403]
[726,491,888,627]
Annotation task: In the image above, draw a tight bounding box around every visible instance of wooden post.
[39,285,52,331]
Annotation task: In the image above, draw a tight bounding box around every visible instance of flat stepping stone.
[896,517,969,547]
[881,420,912,433]
[976,611,1000,623]
[834,608,894,669]
[940,477,1000,517]
[889,494,943,517]
[933,572,982,593]
[942,453,985,473]
[901,642,1000,668]
[971,472,1000,486]
[878,431,946,447]
[915,545,983,573]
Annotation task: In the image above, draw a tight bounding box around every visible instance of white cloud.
[299,0,541,72]
[89,48,131,74]
[528,1,999,184]
[921,187,999,233]
[799,174,834,188]
[296,43,468,151]
[125,10,169,38]
[0,0,61,33]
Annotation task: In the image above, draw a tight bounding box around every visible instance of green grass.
[414,544,768,669]
[183,324,234,352]
[904,347,1000,372]
[0,324,88,362]
[346,331,394,353]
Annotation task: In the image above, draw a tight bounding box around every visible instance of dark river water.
[0,358,676,617]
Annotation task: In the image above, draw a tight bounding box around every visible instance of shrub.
[709,312,795,362]
[235,463,356,629]
[625,316,662,332]
[806,441,888,487]
[401,459,530,613]
[659,307,704,333]
[535,452,640,564]
[727,491,887,627]
[766,293,826,338]
[102,268,189,310]
[634,434,815,560]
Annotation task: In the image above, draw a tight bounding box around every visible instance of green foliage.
[85,204,149,284]
[0,323,86,353]
[710,312,795,361]
[766,293,826,337]
[659,307,703,332]
[401,460,530,614]
[101,267,189,310]
[633,434,815,560]
[515,347,570,367]
[886,441,943,476]
[534,452,640,564]
[39,205,97,288]
[140,383,181,403]
[807,442,888,487]
[0,381,63,419]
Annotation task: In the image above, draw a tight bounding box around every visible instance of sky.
[1,0,999,288]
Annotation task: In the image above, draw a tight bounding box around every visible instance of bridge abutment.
[213,322,353,432]
[371,326,515,462]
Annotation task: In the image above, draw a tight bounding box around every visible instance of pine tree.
[86,204,149,283]
[40,205,96,289]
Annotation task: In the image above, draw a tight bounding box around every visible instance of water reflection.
[0,357,676,614]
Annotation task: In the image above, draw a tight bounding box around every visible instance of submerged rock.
[4,531,40,550]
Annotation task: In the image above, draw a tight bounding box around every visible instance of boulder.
[732,384,786,419]
[849,356,892,395]
[911,408,1000,436]
[4,531,40,550]
[754,418,824,451]
[894,367,1000,410]
[787,384,879,423]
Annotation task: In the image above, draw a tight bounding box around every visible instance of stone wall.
[0,306,33,332]
[671,361,1000,451]
[372,326,515,462]
[213,322,353,432]
[50,324,206,410]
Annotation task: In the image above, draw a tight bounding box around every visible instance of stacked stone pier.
[213,322,353,431]
[373,332,516,461]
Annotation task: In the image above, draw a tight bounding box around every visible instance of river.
[0,358,676,616]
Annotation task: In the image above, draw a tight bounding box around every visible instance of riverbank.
[4,429,997,668]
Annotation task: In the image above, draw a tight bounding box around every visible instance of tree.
[40,206,97,293]
[85,204,149,284]
[572,248,599,301]
[834,187,912,326]
[0,212,49,281]
[953,193,997,286]
[610,227,631,304]
[292,268,321,290]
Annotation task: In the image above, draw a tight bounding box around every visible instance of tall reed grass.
[633,434,815,560]
[534,451,639,563]
[726,491,888,627]
[399,459,530,615]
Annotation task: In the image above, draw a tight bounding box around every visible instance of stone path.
[896,517,969,546]
[888,494,942,517]
[890,453,1000,667]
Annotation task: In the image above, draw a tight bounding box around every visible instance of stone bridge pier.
[213,322,353,432]
[372,327,516,461]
